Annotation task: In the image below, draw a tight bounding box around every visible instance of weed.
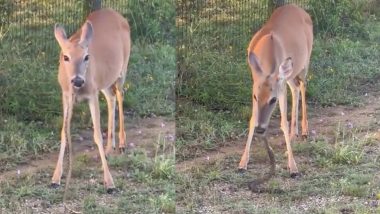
[126,42,176,116]
[125,0,175,44]
[308,0,368,38]
[149,192,176,213]
[0,117,57,171]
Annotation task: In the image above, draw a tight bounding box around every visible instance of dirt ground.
[176,89,380,213]
[0,116,175,213]
[177,91,380,172]
[1,93,379,213]
[0,116,174,183]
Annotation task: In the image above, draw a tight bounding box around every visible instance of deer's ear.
[54,23,67,47]
[79,21,93,48]
[248,52,263,74]
[279,57,293,80]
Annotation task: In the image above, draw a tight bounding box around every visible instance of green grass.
[308,35,380,106]
[175,1,380,212]
[0,135,175,213]
[176,101,247,160]
[0,40,175,170]
[0,1,175,213]
[176,127,380,213]
[0,117,58,172]
[176,0,380,160]
[0,0,175,172]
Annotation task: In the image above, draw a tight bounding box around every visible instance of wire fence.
[177,0,309,56]
[0,0,130,58]
[176,0,310,108]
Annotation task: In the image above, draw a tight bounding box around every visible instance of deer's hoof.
[237,168,247,174]
[290,172,302,179]
[50,183,60,189]
[119,147,126,154]
[106,187,117,194]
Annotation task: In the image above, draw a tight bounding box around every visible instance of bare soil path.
[0,116,175,183]
[176,88,380,213]
[176,90,380,171]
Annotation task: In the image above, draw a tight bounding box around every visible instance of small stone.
[369,200,378,208]
[346,122,354,129]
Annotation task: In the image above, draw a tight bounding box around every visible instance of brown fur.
[239,5,313,180]
[51,9,131,195]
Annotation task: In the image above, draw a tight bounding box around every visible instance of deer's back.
[248,4,313,79]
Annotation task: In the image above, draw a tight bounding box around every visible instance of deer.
[51,8,131,194]
[238,4,313,187]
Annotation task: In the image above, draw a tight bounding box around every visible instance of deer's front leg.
[278,84,299,177]
[238,106,256,171]
[51,93,73,187]
[88,94,115,192]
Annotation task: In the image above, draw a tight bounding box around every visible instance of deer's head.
[54,21,93,89]
[248,50,293,135]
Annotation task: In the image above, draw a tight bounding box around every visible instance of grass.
[0,117,58,172]
[176,126,380,213]
[0,134,175,213]
[0,0,175,213]
[0,0,175,171]
[0,40,175,172]
[175,0,380,212]
[176,0,380,160]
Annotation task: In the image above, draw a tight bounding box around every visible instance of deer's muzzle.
[71,76,85,88]
[254,126,266,135]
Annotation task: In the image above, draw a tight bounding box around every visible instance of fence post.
[83,0,102,18]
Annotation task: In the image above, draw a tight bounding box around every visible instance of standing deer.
[238,4,313,178]
[51,8,131,192]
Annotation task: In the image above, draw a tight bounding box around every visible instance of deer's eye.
[84,54,89,62]
[269,97,277,105]
[63,55,69,62]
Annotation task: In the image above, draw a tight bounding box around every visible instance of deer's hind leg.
[101,88,117,156]
[298,66,309,139]
[115,74,127,153]
[300,80,309,138]
[288,79,301,142]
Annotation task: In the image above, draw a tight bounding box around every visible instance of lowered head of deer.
[239,4,312,176]
[54,22,93,89]
[248,34,293,136]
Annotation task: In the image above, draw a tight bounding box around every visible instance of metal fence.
[177,0,309,55]
[0,0,129,58]
[176,0,310,107]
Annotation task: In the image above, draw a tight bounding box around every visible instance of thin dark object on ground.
[248,136,276,192]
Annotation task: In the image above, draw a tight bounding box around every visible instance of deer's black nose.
[71,76,84,88]
[255,126,266,134]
